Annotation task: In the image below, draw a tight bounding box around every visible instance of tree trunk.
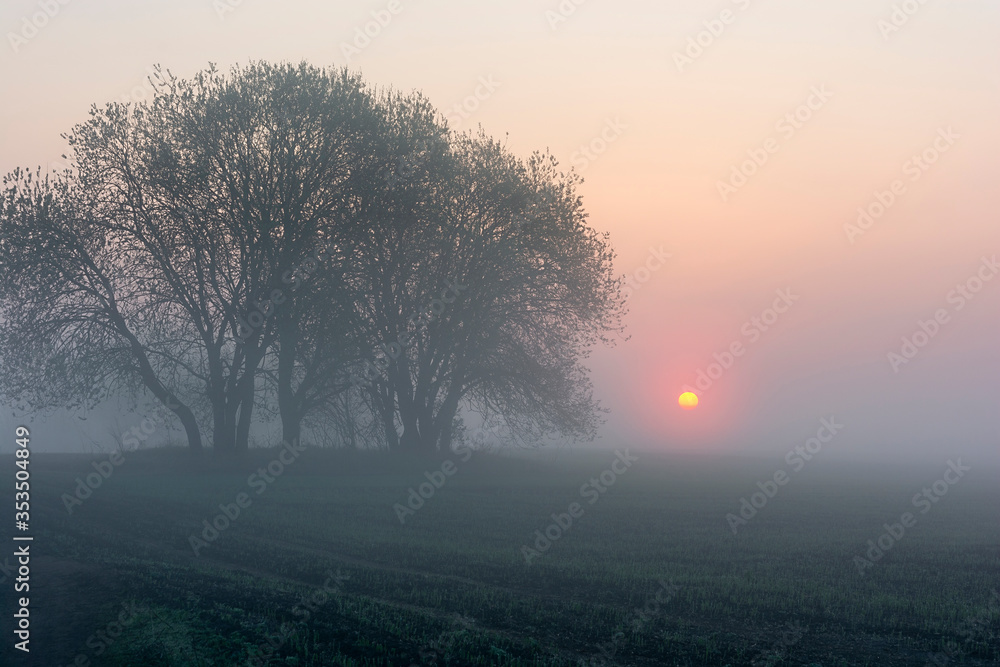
[234,392,253,452]
[234,346,263,452]
[282,415,302,449]
[174,402,204,452]
[277,317,302,448]
[212,402,235,452]
[149,390,203,452]
[117,320,204,451]
[399,426,424,452]
[392,361,432,454]
[381,403,399,451]
[434,388,462,452]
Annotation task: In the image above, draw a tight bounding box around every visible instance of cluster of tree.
[0,62,624,454]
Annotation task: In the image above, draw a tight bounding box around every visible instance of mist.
[1,1,998,665]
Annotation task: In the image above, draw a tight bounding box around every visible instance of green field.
[3,447,998,666]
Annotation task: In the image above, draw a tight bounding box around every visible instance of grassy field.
[2,446,998,666]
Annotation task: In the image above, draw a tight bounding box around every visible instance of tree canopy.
[0,61,625,454]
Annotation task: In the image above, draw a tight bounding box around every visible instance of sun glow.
[678,392,699,410]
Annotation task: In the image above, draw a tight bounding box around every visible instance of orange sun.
[678,392,699,410]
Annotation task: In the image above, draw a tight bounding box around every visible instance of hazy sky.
[1,0,998,464]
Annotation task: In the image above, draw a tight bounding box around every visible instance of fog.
[2,0,997,467]
[2,4,999,665]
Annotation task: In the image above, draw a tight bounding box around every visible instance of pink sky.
[1,0,998,462]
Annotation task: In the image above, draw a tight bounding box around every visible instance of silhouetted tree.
[430,134,624,451]
[0,168,205,450]
[0,61,624,455]
[0,62,380,452]
[348,111,625,452]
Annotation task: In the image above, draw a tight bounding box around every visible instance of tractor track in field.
[31,490,607,664]
[23,461,993,666]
